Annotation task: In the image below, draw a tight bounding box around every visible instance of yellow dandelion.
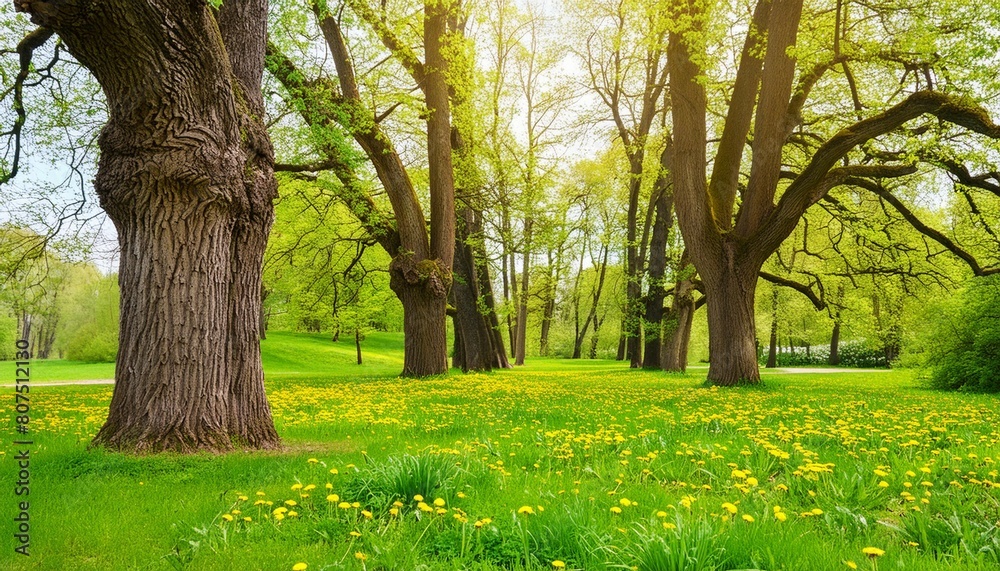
[518,505,536,515]
[292,564,307,571]
[862,547,885,558]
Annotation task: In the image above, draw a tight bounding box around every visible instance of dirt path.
[766,368,891,374]
[0,379,114,388]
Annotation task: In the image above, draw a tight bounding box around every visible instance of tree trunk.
[475,239,511,369]
[829,321,840,365]
[451,208,495,372]
[514,219,532,365]
[616,322,627,361]
[589,314,603,359]
[539,294,555,356]
[642,148,675,369]
[766,288,779,368]
[19,0,282,452]
[392,256,449,376]
[539,249,557,357]
[355,329,363,365]
[662,278,695,372]
[703,260,762,385]
[624,153,646,369]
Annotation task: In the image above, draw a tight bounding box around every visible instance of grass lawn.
[2,332,998,570]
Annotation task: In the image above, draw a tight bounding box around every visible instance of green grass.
[2,331,999,570]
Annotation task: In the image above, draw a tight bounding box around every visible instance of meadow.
[2,332,999,570]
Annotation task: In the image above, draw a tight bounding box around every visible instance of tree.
[669,0,1000,384]
[268,0,456,376]
[570,0,671,368]
[15,0,280,451]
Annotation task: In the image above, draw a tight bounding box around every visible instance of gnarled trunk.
[19,0,282,452]
[392,256,449,376]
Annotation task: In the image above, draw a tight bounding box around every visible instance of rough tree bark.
[17,0,281,451]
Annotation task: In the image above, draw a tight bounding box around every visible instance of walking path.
[1,378,114,387]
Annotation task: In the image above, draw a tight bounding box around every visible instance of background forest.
[5,0,994,378]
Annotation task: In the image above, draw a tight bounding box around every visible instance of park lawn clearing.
[2,337,999,570]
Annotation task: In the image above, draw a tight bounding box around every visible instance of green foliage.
[56,271,119,362]
[627,519,725,571]
[343,452,459,509]
[926,276,1000,392]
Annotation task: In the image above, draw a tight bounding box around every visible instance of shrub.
[926,276,1000,392]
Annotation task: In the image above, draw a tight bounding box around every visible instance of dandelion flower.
[862,547,885,558]
[721,502,738,515]
[434,498,446,507]
[552,561,566,569]
[742,514,755,523]
[844,561,857,569]
[355,552,367,561]
[292,564,307,571]
[518,505,536,515]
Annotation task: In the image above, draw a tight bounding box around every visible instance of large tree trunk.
[19,0,281,452]
[392,256,449,376]
[702,256,762,385]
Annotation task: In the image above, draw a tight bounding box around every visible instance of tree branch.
[852,177,1000,277]
[706,0,771,229]
[1,26,54,186]
[760,271,826,310]
[756,90,1000,261]
[343,0,425,88]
